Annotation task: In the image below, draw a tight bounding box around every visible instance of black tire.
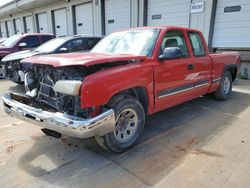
[95,97,145,153]
[213,70,232,100]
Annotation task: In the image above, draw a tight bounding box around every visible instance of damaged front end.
[2,63,116,138]
[2,93,115,138]
[22,63,87,117]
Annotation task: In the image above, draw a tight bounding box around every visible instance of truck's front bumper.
[2,94,115,138]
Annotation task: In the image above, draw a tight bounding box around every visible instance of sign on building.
[191,2,205,13]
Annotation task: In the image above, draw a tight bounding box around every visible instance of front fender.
[81,62,154,111]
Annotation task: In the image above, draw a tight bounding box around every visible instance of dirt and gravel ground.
[0,79,250,188]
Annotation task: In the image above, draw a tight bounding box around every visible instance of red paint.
[21,53,147,67]
[21,26,240,115]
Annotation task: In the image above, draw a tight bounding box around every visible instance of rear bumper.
[2,94,115,138]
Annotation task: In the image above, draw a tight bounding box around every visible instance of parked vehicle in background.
[2,26,240,152]
[1,35,102,83]
[0,33,54,61]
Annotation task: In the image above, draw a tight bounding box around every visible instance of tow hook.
[41,128,62,138]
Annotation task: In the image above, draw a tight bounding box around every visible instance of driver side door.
[154,30,198,112]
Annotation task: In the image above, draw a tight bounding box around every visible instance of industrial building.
[0,0,249,78]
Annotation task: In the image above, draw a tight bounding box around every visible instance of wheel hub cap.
[114,108,138,143]
[223,77,230,94]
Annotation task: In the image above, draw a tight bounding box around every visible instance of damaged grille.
[37,77,60,109]
[22,64,88,116]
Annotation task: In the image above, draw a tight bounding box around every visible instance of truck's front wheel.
[96,97,145,153]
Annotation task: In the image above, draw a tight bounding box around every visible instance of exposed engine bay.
[19,61,133,117]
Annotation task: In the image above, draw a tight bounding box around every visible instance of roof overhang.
[0,0,60,17]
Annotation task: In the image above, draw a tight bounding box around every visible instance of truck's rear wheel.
[95,97,145,153]
[213,70,232,100]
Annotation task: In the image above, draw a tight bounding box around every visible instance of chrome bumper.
[2,95,115,138]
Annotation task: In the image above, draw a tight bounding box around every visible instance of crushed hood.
[2,50,40,62]
[20,52,147,67]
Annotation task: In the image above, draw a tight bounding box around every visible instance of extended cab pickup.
[2,26,240,152]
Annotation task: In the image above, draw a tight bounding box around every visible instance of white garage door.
[37,13,49,33]
[6,20,13,37]
[24,16,34,33]
[75,3,94,35]
[14,18,22,34]
[54,8,68,37]
[105,0,131,34]
[212,0,250,48]
[147,0,190,27]
[0,22,7,37]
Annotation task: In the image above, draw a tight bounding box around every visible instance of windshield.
[1,34,21,47]
[91,29,160,56]
[35,38,67,53]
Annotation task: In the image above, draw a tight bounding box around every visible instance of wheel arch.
[224,64,238,82]
[107,86,149,114]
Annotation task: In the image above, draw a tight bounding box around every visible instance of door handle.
[188,64,194,70]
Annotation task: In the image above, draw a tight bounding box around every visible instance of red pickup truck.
[2,26,240,152]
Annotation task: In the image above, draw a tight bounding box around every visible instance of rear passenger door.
[188,32,212,95]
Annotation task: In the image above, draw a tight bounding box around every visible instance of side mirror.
[18,42,27,48]
[59,47,68,53]
[159,47,182,61]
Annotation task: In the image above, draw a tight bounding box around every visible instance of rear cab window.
[188,32,205,57]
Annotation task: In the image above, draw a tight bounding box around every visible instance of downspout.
[143,0,148,26]
[137,0,139,26]
[100,0,105,35]
[208,0,218,52]
[188,0,192,28]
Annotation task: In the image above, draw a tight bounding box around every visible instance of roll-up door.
[0,22,7,37]
[37,13,49,33]
[14,18,22,34]
[212,0,250,48]
[105,0,131,34]
[53,8,68,37]
[6,20,13,37]
[147,0,190,27]
[24,16,34,33]
[75,3,94,35]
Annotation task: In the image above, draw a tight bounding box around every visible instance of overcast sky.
[0,0,13,7]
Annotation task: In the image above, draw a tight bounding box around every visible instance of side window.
[160,30,189,57]
[42,35,54,43]
[86,38,101,50]
[188,32,205,57]
[61,39,84,52]
[20,36,40,47]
